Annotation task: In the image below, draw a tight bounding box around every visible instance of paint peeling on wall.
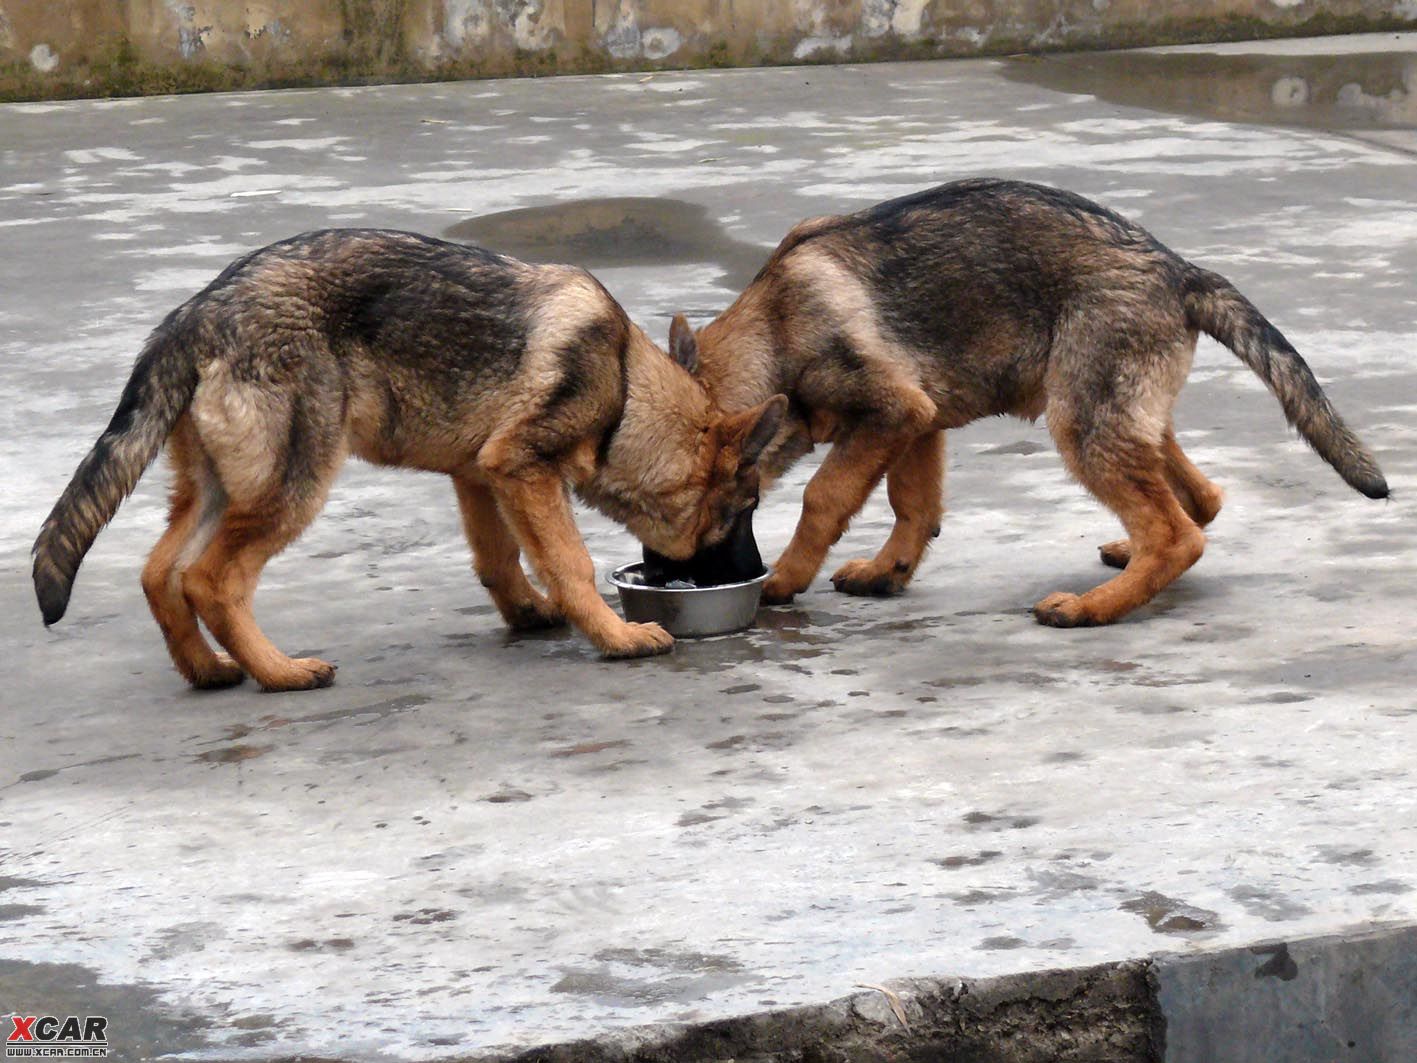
[1,1,1415,101]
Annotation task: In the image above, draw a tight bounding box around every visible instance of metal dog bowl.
[608,562,767,638]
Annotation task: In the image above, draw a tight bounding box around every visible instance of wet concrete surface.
[1,33,1415,1062]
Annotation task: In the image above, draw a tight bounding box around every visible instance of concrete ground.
[1,33,1415,1062]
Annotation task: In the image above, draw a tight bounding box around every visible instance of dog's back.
[743,179,1383,495]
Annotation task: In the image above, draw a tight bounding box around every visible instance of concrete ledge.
[1157,924,1417,1063]
[503,963,1161,1063]
[496,926,1416,1063]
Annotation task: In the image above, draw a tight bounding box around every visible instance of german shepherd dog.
[665,179,1388,625]
[33,230,785,690]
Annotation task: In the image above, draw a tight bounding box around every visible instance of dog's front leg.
[453,475,565,631]
[490,471,674,659]
[763,427,918,605]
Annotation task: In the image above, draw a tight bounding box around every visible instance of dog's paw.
[601,622,674,660]
[191,653,246,690]
[761,572,800,605]
[1032,592,1099,628]
[260,657,337,692]
[505,598,566,631]
[831,558,908,597]
[1098,539,1132,569]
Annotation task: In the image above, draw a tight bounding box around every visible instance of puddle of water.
[1004,50,1417,130]
[445,197,770,289]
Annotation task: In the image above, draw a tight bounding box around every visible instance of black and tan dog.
[666,178,1387,625]
[34,229,784,690]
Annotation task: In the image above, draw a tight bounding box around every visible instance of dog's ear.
[725,394,787,469]
[669,313,698,373]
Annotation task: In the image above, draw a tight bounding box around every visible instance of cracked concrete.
[1,33,1414,1063]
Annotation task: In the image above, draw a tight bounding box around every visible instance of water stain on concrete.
[963,811,1041,831]
[1350,879,1413,895]
[393,908,457,925]
[445,198,770,289]
[0,903,44,920]
[1005,49,1417,131]
[146,921,223,961]
[980,440,1049,456]
[551,739,631,758]
[288,936,356,951]
[1314,845,1379,866]
[977,935,1028,950]
[1250,691,1314,704]
[195,743,274,765]
[482,787,534,803]
[552,946,753,1008]
[1120,892,1223,935]
[0,876,45,891]
[1228,884,1314,922]
[1031,869,1104,899]
[952,889,1016,905]
[1125,701,1191,716]
[298,693,432,724]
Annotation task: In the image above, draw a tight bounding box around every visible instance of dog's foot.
[259,657,337,693]
[600,622,674,660]
[1099,539,1131,569]
[761,572,801,605]
[831,558,909,597]
[504,597,566,632]
[190,653,245,690]
[1032,592,1100,628]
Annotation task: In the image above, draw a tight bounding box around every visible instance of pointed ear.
[735,394,788,469]
[668,312,698,373]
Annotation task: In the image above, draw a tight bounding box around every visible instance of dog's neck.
[575,324,709,506]
[695,286,781,413]
[695,287,810,485]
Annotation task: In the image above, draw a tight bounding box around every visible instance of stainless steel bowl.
[607,562,767,638]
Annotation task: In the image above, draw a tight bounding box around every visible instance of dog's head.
[581,326,786,561]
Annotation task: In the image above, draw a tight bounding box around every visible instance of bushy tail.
[33,324,199,625]
[1183,266,1388,500]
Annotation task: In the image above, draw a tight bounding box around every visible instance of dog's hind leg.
[831,429,945,596]
[181,382,346,692]
[140,418,243,689]
[452,475,564,631]
[1037,414,1205,627]
[1100,426,1222,569]
[183,481,339,691]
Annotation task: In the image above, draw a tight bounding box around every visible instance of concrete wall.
[1,1,1415,100]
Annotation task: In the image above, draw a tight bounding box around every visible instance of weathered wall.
[1,0,1414,100]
